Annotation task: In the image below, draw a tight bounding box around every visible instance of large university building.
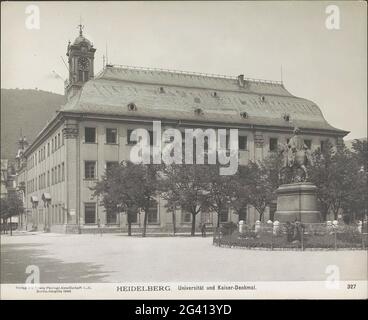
[18,28,348,233]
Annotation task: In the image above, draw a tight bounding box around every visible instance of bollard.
[357,220,362,234]
[239,220,245,234]
[273,220,280,236]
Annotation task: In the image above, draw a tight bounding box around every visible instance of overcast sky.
[1,1,366,140]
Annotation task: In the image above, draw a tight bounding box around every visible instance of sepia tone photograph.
[0,1,367,300]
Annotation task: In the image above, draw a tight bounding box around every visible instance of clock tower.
[65,24,96,99]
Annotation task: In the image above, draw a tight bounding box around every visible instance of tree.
[92,161,161,237]
[0,198,9,234]
[0,193,24,236]
[204,164,235,227]
[309,142,359,221]
[242,161,275,222]
[161,164,211,236]
[345,140,368,222]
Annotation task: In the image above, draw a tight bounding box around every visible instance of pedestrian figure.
[285,221,293,242]
[293,221,302,242]
[201,223,206,237]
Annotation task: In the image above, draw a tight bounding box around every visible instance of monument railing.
[213,221,368,251]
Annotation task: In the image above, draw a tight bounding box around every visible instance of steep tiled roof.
[60,65,347,134]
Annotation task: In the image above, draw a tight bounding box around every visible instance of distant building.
[1,159,9,199]
[20,26,349,233]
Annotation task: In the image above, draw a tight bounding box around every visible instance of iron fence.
[213,222,368,251]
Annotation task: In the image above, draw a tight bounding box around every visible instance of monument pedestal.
[274,182,321,223]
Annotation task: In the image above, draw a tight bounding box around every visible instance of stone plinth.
[274,182,321,223]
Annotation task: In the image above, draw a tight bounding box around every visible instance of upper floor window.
[85,127,96,143]
[85,161,96,179]
[269,138,278,152]
[62,163,65,181]
[320,140,328,153]
[106,161,119,172]
[106,128,117,144]
[127,129,137,145]
[304,139,312,149]
[239,136,247,150]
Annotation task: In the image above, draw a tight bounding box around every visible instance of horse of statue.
[279,127,313,184]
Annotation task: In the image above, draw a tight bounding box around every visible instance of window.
[219,208,229,223]
[127,129,137,145]
[84,203,96,224]
[148,130,154,146]
[85,127,96,143]
[58,165,61,182]
[85,161,96,179]
[320,140,328,152]
[106,161,119,172]
[147,200,158,224]
[106,128,117,144]
[62,163,65,181]
[182,211,191,223]
[304,139,312,149]
[239,136,247,150]
[47,171,50,187]
[52,139,54,152]
[106,209,117,224]
[57,133,61,148]
[127,208,138,224]
[54,166,58,184]
[269,138,278,152]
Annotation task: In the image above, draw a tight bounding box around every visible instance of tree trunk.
[10,216,12,236]
[127,216,132,236]
[217,212,220,228]
[259,211,264,222]
[191,213,196,236]
[142,209,148,237]
[172,211,176,236]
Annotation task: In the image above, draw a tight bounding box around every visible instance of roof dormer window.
[260,95,266,102]
[212,91,218,98]
[194,108,204,116]
[240,112,249,119]
[159,87,165,93]
[128,103,137,111]
[283,113,291,122]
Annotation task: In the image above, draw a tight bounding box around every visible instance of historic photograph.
[1,1,367,300]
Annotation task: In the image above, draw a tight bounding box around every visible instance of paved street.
[1,232,367,283]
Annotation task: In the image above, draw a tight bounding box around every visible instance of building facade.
[20,28,348,233]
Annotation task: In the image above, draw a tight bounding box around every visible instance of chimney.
[237,74,245,87]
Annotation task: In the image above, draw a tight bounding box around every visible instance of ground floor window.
[201,212,212,224]
[127,208,138,224]
[106,210,117,224]
[85,203,96,224]
[182,211,192,223]
[219,208,229,223]
[238,207,247,222]
[147,200,159,224]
